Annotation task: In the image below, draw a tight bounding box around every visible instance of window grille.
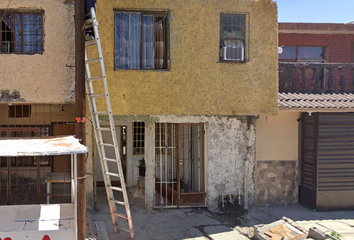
[0,9,44,54]
[133,122,145,155]
[220,13,247,62]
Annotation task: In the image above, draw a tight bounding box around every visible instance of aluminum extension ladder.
[84,8,134,239]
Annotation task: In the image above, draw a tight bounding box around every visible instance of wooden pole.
[75,0,86,239]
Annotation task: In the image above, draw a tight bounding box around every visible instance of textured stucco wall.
[0,0,75,103]
[206,116,255,211]
[93,0,278,116]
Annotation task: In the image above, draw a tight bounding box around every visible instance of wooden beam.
[74,0,86,239]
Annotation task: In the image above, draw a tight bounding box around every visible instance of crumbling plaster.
[0,0,75,103]
[206,115,255,211]
[94,0,278,116]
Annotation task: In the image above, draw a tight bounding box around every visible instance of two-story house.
[89,0,278,211]
[256,22,354,210]
[0,0,89,238]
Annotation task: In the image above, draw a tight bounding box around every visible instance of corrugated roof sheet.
[0,135,88,157]
[279,93,354,109]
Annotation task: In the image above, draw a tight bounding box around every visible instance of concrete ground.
[87,187,354,240]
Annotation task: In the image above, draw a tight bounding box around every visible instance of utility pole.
[75,0,86,239]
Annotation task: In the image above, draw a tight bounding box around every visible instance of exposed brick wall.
[279,23,354,31]
[279,33,354,63]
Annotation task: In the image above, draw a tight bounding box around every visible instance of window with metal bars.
[220,13,247,62]
[114,10,169,70]
[133,122,145,155]
[0,9,43,54]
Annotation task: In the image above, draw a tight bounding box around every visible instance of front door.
[155,123,205,207]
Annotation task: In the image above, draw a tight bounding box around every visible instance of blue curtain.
[115,12,141,69]
[142,15,154,69]
[14,14,21,52]
[14,13,42,53]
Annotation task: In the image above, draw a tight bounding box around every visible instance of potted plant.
[138,158,146,177]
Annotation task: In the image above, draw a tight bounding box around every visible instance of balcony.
[279,62,354,94]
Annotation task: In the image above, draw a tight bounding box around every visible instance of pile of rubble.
[244,217,340,240]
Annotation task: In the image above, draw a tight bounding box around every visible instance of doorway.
[154,123,205,207]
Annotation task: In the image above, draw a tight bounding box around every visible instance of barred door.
[155,123,205,207]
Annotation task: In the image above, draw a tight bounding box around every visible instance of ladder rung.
[112,212,128,220]
[86,76,103,82]
[117,227,133,234]
[96,127,111,131]
[99,143,115,147]
[105,171,120,178]
[85,58,100,64]
[108,186,122,192]
[85,39,96,46]
[110,199,125,206]
[89,94,105,98]
[92,111,108,115]
[102,157,116,162]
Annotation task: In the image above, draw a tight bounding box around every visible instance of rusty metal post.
[75,0,86,239]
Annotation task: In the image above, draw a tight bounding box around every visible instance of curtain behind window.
[115,12,141,69]
[142,15,154,69]
[14,13,42,53]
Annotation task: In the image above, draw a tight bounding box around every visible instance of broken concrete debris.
[253,217,338,240]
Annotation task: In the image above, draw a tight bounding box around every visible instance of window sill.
[218,60,247,63]
[114,68,170,71]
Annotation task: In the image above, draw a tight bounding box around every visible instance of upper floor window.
[0,9,43,54]
[279,46,325,62]
[114,10,169,70]
[220,13,247,62]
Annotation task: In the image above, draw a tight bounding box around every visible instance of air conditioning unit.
[223,46,244,61]
[1,41,10,53]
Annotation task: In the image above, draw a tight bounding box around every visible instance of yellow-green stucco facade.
[93,0,278,116]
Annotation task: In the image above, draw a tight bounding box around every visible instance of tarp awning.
[0,135,88,156]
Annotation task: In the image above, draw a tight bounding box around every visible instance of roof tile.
[278,93,354,109]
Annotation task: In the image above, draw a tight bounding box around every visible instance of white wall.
[257,112,301,161]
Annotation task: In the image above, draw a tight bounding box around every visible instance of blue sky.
[276,0,354,23]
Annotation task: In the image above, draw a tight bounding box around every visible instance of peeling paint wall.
[206,116,255,211]
[93,0,278,116]
[0,0,75,103]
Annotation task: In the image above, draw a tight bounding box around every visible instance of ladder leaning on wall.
[84,7,134,239]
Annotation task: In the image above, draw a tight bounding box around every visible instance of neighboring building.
[256,23,354,210]
[0,1,87,206]
[89,0,278,211]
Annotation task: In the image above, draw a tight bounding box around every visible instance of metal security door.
[155,123,205,207]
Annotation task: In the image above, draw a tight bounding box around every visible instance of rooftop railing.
[279,62,354,94]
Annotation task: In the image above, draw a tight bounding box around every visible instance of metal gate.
[155,123,205,207]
